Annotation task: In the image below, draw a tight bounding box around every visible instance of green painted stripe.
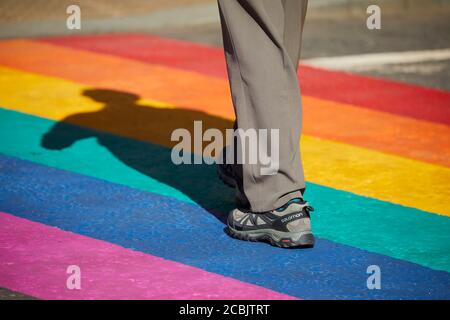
[1,107,449,271]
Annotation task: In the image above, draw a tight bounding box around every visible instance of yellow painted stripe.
[0,66,449,216]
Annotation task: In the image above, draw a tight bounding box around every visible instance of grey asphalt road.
[0,288,36,300]
[152,1,450,90]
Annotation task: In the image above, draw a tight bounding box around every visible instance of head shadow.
[41,88,236,222]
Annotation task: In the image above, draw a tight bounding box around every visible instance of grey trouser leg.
[218,0,308,212]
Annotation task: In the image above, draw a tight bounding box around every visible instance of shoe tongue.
[272,198,305,216]
[287,198,303,205]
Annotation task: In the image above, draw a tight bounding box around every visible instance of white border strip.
[301,48,450,71]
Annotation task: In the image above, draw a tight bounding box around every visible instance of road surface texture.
[0,0,449,300]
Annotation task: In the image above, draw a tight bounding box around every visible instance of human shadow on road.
[41,88,236,223]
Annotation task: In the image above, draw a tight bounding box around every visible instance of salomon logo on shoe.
[281,212,304,223]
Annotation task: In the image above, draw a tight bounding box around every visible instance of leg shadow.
[41,88,237,223]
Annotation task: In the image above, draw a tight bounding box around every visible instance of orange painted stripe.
[0,39,234,119]
[0,39,449,167]
[303,96,450,166]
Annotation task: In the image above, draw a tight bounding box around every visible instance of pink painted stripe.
[0,212,296,300]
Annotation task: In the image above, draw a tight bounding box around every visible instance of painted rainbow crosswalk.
[0,34,449,299]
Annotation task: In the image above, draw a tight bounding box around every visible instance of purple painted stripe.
[0,212,296,300]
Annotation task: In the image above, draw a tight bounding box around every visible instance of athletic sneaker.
[226,198,315,248]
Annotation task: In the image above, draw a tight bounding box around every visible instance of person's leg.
[282,0,308,68]
[218,0,308,212]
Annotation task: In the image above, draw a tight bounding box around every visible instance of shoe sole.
[226,226,315,248]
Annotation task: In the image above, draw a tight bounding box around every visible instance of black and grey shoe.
[226,198,315,248]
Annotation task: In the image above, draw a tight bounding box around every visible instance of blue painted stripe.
[1,154,449,299]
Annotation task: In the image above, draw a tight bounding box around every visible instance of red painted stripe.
[0,212,296,300]
[42,34,227,78]
[40,34,450,125]
[300,65,450,126]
